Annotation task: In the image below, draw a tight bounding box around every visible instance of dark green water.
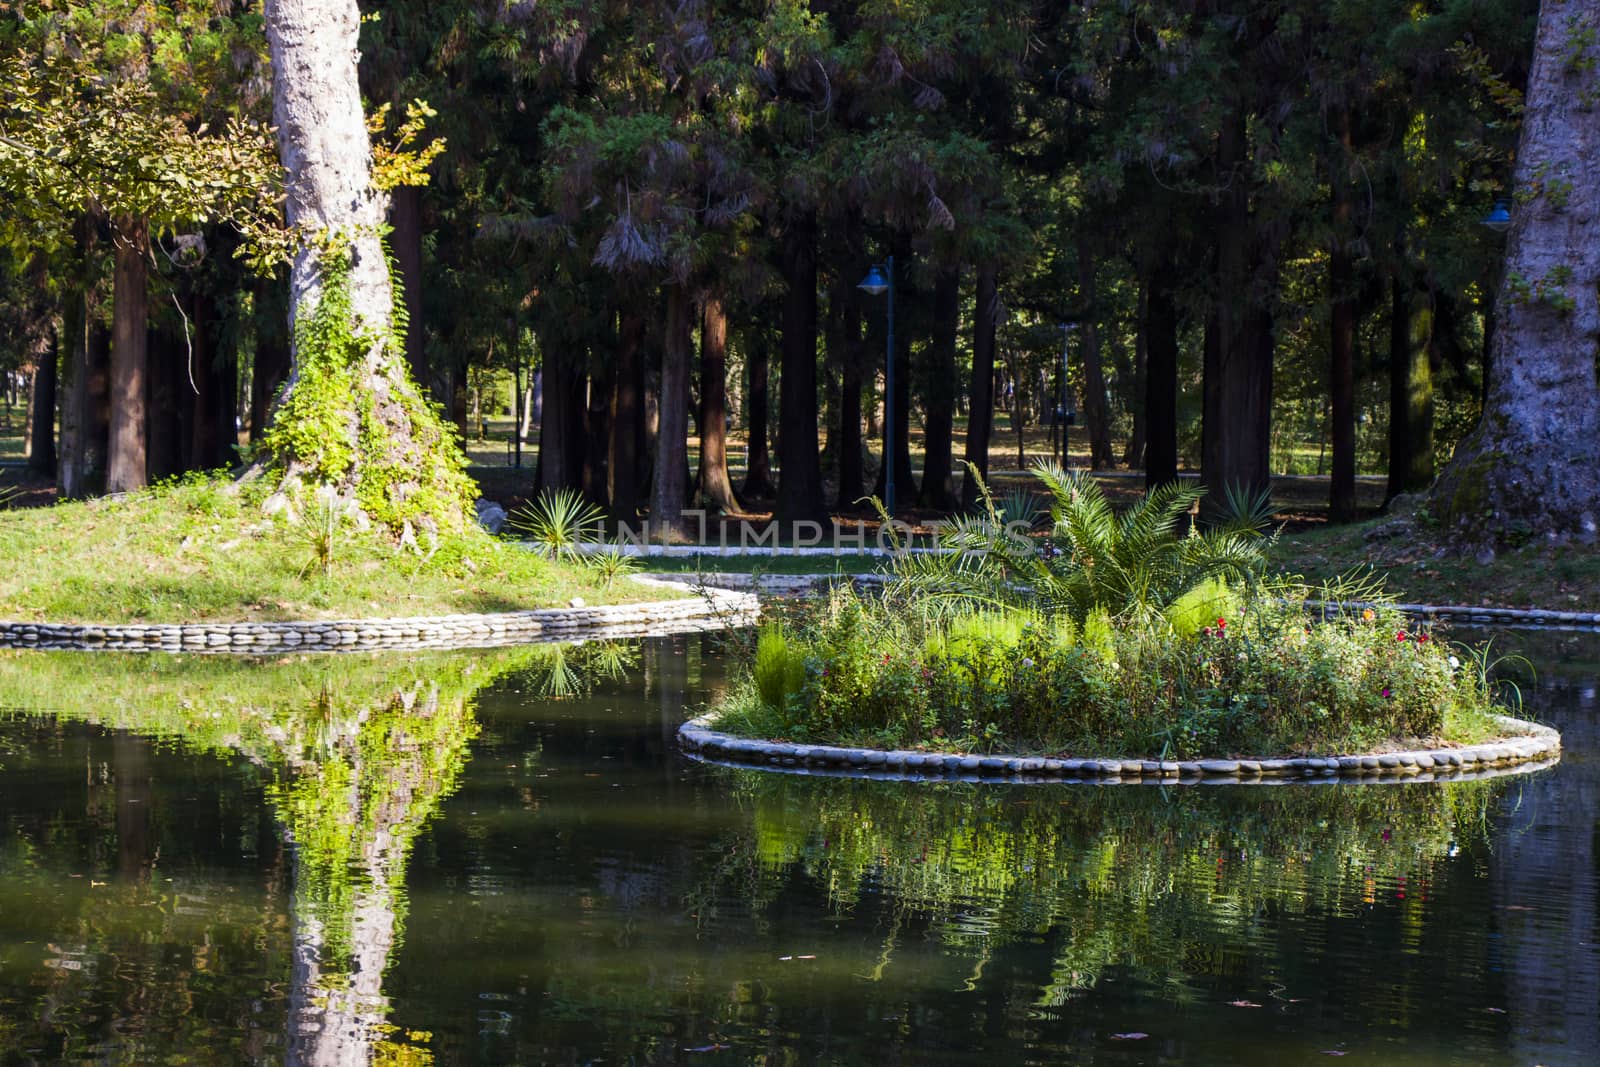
[0,629,1595,1065]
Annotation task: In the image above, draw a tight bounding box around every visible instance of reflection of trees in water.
[0,642,636,1065]
[705,773,1500,1002]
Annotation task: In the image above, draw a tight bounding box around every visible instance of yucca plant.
[584,545,639,591]
[507,488,605,561]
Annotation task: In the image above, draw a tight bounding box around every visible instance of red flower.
[1417,633,1430,643]
[1216,617,1227,630]
[1395,632,1408,642]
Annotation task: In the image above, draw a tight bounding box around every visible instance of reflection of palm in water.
[0,643,635,1066]
[714,772,1501,1000]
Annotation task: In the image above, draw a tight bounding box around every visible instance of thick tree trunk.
[1202,111,1276,502]
[1430,0,1600,544]
[1077,246,1115,470]
[264,0,465,529]
[583,367,611,505]
[27,328,57,476]
[59,213,102,498]
[960,263,999,508]
[107,216,149,494]
[609,311,645,519]
[146,319,185,480]
[388,184,427,387]
[1387,280,1436,502]
[651,285,693,540]
[536,348,585,494]
[695,294,739,512]
[1143,266,1180,490]
[919,268,959,510]
[776,213,825,524]
[740,325,776,500]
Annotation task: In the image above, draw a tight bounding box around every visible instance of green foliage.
[259,240,476,532]
[888,463,1274,628]
[508,487,605,561]
[583,546,639,591]
[710,581,1514,759]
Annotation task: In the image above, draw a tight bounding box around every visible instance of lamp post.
[858,257,895,515]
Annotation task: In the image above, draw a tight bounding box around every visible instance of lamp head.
[857,265,889,296]
[1481,200,1512,233]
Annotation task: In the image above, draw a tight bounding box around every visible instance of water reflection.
[0,644,628,1064]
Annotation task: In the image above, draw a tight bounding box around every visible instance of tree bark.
[27,327,57,476]
[776,212,825,524]
[695,293,739,513]
[1201,110,1276,502]
[960,263,999,508]
[1429,0,1600,544]
[1123,284,1147,470]
[609,310,645,519]
[1387,279,1436,502]
[919,267,959,510]
[1077,246,1115,470]
[264,0,466,528]
[388,184,427,388]
[1142,266,1180,490]
[107,215,149,494]
[740,325,776,499]
[536,347,585,494]
[836,292,865,509]
[1329,114,1358,524]
[651,285,693,540]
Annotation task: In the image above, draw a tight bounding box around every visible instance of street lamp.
[859,256,896,515]
[1480,200,1512,233]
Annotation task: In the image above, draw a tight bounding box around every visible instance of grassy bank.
[0,476,679,624]
[1270,517,1600,610]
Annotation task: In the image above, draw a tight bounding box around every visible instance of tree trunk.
[264,0,467,530]
[695,293,739,512]
[1430,0,1600,544]
[919,268,959,509]
[740,325,776,500]
[1123,284,1147,470]
[836,293,865,509]
[106,216,149,494]
[146,318,185,480]
[60,214,102,498]
[389,184,428,388]
[1329,113,1358,523]
[776,213,825,524]
[609,310,645,519]
[1387,280,1436,503]
[251,273,292,440]
[583,367,611,505]
[27,327,57,476]
[651,285,692,540]
[536,347,585,494]
[1201,111,1276,502]
[1077,246,1115,470]
[1143,266,1180,490]
[960,263,998,508]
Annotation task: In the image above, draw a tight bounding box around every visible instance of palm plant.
[888,462,1276,626]
[507,488,605,561]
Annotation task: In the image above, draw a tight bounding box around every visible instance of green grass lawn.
[1270,518,1600,610]
[0,476,680,624]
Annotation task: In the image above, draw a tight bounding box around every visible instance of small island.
[690,467,1558,780]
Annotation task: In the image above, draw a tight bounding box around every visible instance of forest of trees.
[2,0,1596,545]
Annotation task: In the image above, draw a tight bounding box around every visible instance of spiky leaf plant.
[507,488,605,561]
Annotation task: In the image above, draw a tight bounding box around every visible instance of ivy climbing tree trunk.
[1429,0,1600,546]
[262,0,469,532]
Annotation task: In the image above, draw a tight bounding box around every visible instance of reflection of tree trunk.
[114,732,152,883]
[1494,675,1600,1065]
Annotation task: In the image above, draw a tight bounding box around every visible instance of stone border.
[1309,599,1600,631]
[677,713,1560,785]
[0,578,759,654]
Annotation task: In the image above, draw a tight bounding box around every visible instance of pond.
[0,628,1595,1065]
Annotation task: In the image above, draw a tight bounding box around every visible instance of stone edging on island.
[0,579,760,653]
[677,713,1560,785]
